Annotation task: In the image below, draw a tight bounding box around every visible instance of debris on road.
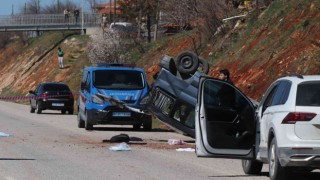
[109,142,132,151]
[176,148,195,152]
[0,132,12,137]
[110,134,130,143]
[168,139,186,145]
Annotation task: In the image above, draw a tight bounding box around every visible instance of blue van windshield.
[93,70,144,90]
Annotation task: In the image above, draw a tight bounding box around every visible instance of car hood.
[94,88,145,105]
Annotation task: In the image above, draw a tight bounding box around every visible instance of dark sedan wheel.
[68,109,74,115]
[175,51,199,75]
[61,110,66,114]
[36,103,42,114]
[30,106,35,113]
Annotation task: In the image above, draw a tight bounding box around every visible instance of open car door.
[196,77,256,159]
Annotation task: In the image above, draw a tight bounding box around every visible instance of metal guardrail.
[0,14,102,31]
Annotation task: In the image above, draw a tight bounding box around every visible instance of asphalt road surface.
[1,101,319,180]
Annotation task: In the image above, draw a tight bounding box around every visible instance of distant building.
[94,1,122,15]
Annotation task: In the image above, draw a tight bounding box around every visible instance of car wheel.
[198,57,210,74]
[242,159,263,175]
[68,109,74,115]
[133,123,141,130]
[85,111,93,130]
[77,110,85,128]
[269,138,290,180]
[142,115,152,131]
[36,103,42,114]
[30,106,35,113]
[159,55,177,75]
[175,51,199,75]
[61,110,66,114]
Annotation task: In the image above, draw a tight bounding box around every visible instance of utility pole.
[37,0,40,14]
[57,0,60,13]
[81,0,85,35]
[114,0,116,23]
[11,4,14,15]
[109,0,112,22]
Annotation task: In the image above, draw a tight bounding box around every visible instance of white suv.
[195,74,320,180]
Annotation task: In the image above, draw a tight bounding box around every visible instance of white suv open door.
[195,77,256,159]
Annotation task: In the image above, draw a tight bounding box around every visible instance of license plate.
[52,103,64,107]
[112,112,131,117]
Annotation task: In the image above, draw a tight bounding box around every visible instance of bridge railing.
[0,14,102,27]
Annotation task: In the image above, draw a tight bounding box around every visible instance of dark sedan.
[29,82,74,114]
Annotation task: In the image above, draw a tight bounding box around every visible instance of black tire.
[68,109,74,115]
[159,55,177,75]
[242,159,263,175]
[61,110,66,114]
[36,103,42,114]
[133,123,142,130]
[269,138,290,180]
[77,110,85,128]
[198,57,210,74]
[143,115,152,131]
[175,51,199,75]
[85,111,93,130]
[30,106,35,113]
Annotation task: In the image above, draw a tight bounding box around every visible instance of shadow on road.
[0,158,36,160]
[208,171,320,179]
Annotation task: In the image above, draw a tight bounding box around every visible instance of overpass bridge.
[0,14,101,33]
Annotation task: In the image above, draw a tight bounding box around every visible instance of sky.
[0,0,104,15]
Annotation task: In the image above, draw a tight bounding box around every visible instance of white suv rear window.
[296,82,320,106]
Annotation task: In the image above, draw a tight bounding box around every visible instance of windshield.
[93,70,144,90]
[43,84,70,91]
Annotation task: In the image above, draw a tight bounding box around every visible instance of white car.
[195,74,320,180]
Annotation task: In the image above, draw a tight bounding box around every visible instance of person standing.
[74,8,80,24]
[64,8,69,23]
[58,47,64,69]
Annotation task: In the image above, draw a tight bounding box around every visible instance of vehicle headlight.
[92,95,103,104]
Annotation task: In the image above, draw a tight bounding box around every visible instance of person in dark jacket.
[218,69,233,85]
[57,47,64,69]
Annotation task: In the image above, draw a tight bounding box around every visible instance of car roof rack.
[282,74,304,79]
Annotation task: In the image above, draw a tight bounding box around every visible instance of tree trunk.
[147,13,151,42]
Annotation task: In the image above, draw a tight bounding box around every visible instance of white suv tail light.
[282,112,316,124]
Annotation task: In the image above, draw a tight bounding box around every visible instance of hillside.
[0,0,319,104]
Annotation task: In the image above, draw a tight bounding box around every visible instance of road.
[0,101,319,180]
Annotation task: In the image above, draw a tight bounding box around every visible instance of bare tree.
[161,0,198,29]
[21,0,40,14]
[85,0,99,13]
[39,0,78,14]
[87,29,131,64]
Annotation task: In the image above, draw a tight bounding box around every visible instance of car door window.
[202,80,255,149]
[35,85,43,95]
[262,85,278,113]
[270,80,291,106]
[84,72,91,91]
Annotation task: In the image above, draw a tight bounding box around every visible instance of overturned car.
[97,51,210,137]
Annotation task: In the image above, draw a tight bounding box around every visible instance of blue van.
[77,64,152,131]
